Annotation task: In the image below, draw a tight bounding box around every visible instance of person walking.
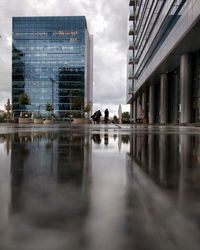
[104,109,109,124]
[96,110,102,124]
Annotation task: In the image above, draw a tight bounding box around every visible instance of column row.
[133,53,192,124]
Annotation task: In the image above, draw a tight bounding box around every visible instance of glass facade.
[12,16,92,117]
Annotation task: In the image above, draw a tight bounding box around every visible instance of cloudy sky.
[0,0,129,116]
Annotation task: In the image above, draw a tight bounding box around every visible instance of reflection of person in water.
[104,134,109,145]
[92,134,101,144]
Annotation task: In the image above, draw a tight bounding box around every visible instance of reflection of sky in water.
[0,131,200,250]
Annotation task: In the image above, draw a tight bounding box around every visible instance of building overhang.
[134,16,200,94]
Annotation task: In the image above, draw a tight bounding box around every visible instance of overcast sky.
[0,0,129,116]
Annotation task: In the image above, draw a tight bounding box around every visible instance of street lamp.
[49,77,55,117]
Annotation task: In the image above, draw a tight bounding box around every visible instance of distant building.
[127,0,200,124]
[12,16,93,117]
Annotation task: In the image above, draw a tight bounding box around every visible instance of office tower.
[12,16,93,117]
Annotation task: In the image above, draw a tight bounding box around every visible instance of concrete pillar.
[172,73,178,124]
[137,95,142,120]
[149,85,155,124]
[180,53,192,124]
[130,102,133,123]
[137,96,140,122]
[142,91,147,122]
[160,74,168,124]
[133,100,137,123]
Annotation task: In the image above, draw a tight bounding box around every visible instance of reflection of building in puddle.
[124,133,200,249]
[0,134,12,231]
[10,131,92,233]
[118,134,131,152]
[127,133,200,192]
[0,134,12,155]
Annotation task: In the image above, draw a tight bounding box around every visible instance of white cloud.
[0,0,129,114]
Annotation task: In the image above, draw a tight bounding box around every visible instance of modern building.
[127,0,200,124]
[12,16,93,118]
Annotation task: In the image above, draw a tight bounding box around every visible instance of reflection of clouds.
[3,130,93,250]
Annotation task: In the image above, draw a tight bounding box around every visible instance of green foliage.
[113,115,119,124]
[5,99,11,112]
[18,93,30,117]
[19,92,30,106]
[4,99,12,119]
[122,112,130,123]
[46,103,53,118]
[71,96,84,118]
[72,96,84,110]
[46,103,53,112]
[84,103,91,115]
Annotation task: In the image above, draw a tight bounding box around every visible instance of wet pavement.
[0,124,200,250]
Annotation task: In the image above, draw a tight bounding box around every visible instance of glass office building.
[12,16,93,117]
[127,0,200,124]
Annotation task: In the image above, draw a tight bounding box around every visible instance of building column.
[180,53,192,124]
[133,99,137,123]
[172,72,179,124]
[160,74,168,124]
[142,90,147,123]
[130,102,133,123]
[136,95,140,122]
[149,84,155,124]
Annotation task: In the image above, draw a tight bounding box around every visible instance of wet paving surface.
[0,124,200,250]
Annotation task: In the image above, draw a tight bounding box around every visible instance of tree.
[84,102,91,119]
[71,96,84,118]
[4,99,12,119]
[113,115,119,124]
[46,103,53,118]
[122,112,130,123]
[18,92,30,117]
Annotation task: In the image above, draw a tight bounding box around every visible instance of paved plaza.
[0,124,200,250]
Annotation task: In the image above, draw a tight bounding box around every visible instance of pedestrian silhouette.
[91,110,102,124]
[104,109,109,124]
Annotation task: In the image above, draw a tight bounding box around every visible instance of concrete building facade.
[127,0,200,124]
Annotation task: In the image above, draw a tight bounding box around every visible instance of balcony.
[128,56,133,64]
[129,25,137,36]
[128,74,134,80]
[128,70,134,79]
[129,9,138,21]
[128,40,134,50]
[128,86,134,94]
[129,0,139,6]
[129,26,134,35]
[133,58,139,64]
